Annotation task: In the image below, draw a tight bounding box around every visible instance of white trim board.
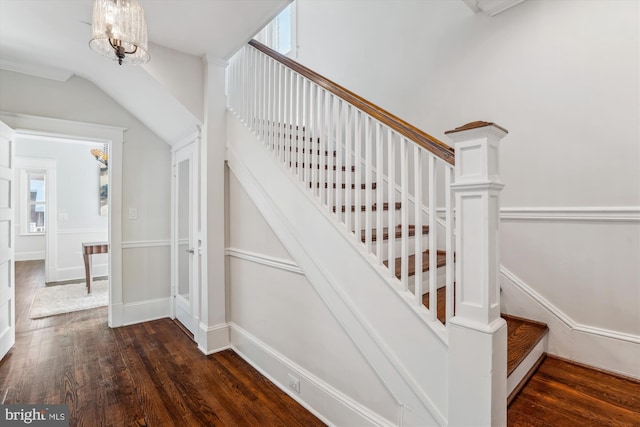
[225,248,304,275]
[433,207,640,223]
[500,267,640,379]
[114,297,172,326]
[499,207,640,222]
[1,112,125,328]
[197,323,231,355]
[15,251,45,261]
[229,322,394,427]
[121,240,171,249]
[500,267,639,345]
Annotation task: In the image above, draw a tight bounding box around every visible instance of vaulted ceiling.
[0,0,289,144]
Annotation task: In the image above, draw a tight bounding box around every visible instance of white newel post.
[446,121,508,427]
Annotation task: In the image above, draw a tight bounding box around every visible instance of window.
[26,171,46,234]
[255,3,296,56]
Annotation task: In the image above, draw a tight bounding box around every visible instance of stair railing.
[228,40,457,328]
[227,40,510,425]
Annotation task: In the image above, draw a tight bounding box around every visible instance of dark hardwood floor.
[509,355,640,426]
[1,261,324,426]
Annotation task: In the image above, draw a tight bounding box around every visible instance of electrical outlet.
[288,374,300,393]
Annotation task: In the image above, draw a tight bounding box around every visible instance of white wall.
[144,42,205,125]
[0,70,172,308]
[292,0,640,376]
[227,169,399,425]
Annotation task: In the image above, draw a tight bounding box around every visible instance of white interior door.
[0,121,16,361]
[174,143,198,336]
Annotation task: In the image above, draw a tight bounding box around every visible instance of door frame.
[0,120,16,361]
[171,138,200,338]
[0,112,125,327]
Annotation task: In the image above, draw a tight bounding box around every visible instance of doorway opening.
[14,135,111,319]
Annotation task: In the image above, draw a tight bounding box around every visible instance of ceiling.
[0,0,289,144]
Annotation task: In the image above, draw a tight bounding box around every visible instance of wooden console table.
[82,241,108,294]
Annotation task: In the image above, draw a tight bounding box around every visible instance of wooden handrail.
[248,40,455,165]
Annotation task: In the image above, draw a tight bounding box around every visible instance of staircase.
[288,131,552,402]
[226,39,551,425]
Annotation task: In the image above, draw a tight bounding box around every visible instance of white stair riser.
[313,188,378,201]
[339,210,417,228]
[368,234,432,258]
[406,265,450,293]
[507,333,548,396]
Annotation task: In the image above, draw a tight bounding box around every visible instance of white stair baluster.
[344,106,353,235]
[445,164,454,323]
[335,101,344,225]
[354,110,362,238]
[327,94,335,211]
[400,137,409,292]
[428,155,437,320]
[414,146,423,306]
[364,116,373,253]
[375,122,383,262]
[387,130,396,280]
[319,89,326,204]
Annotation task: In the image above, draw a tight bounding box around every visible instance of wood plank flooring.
[1,261,324,427]
[508,355,640,426]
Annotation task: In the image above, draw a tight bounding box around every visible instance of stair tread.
[311,182,377,190]
[422,289,549,376]
[289,163,355,171]
[360,225,430,242]
[332,202,401,213]
[383,250,447,277]
[503,314,549,376]
[290,147,336,156]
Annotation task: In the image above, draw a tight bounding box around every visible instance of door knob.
[186,248,195,254]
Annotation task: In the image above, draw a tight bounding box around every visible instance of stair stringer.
[227,114,449,426]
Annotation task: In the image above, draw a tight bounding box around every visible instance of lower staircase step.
[503,314,548,376]
[421,287,549,384]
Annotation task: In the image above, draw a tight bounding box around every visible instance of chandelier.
[89,0,150,65]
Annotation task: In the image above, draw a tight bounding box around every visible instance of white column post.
[198,56,230,354]
[446,121,508,427]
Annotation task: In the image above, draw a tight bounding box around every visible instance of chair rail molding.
[500,206,640,222]
[225,247,304,275]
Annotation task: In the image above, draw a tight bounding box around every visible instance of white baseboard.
[229,322,395,427]
[15,251,45,261]
[54,264,108,283]
[500,267,640,379]
[117,297,172,326]
[197,323,231,355]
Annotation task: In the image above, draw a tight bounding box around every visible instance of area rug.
[29,280,108,319]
